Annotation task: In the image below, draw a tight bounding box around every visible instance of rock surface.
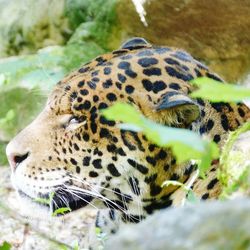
[106,198,250,250]
[0,167,97,250]
[117,0,250,82]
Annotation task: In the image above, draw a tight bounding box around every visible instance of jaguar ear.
[120,37,151,50]
[155,91,200,126]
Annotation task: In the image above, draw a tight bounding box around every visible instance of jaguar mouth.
[18,188,94,215]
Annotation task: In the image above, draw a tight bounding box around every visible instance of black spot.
[80,89,89,96]
[125,69,137,78]
[90,122,97,134]
[146,156,156,166]
[138,57,158,67]
[100,128,111,138]
[104,67,111,75]
[150,184,162,196]
[163,164,170,171]
[84,100,91,110]
[206,119,214,131]
[170,173,179,181]
[76,166,81,174]
[92,77,100,82]
[91,70,99,76]
[221,114,230,131]
[73,143,80,151]
[93,95,99,102]
[148,144,155,152]
[213,134,221,143]
[169,83,181,90]
[117,147,126,156]
[83,156,91,166]
[121,131,136,151]
[106,93,117,102]
[120,54,133,60]
[83,133,89,142]
[89,171,98,177]
[153,81,166,93]
[142,79,153,91]
[154,47,171,54]
[238,107,245,117]
[107,163,121,177]
[127,159,148,174]
[70,92,77,100]
[64,85,71,91]
[194,68,202,77]
[143,68,161,76]
[98,102,108,110]
[125,85,135,94]
[78,67,90,73]
[184,164,196,175]
[77,97,83,103]
[164,58,180,65]
[116,82,122,90]
[107,144,117,153]
[156,150,167,160]
[128,177,140,195]
[100,116,115,126]
[118,73,127,83]
[108,209,116,222]
[201,193,209,200]
[70,158,77,165]
[78,80,85,87]
[95,56,107,65]
[165,66,193,81]
[87,81,96,89]
[207,178,218,190]
[144,173,157,184]
[136,50,154,57]
[197,98,205,106]
[118,61,130,70]
[172,51,192,62]
[103,79,113,88]
[206,72,223,82]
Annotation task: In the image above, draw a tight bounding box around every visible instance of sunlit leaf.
[191,77,250,102]
[186,189,199,203]
[52,207,71,217]
[0,242,11,250]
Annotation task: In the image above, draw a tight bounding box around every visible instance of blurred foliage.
[191,77,250,102]
[65,0,119,49]
[0,242,11,250]
[0,0,118,165]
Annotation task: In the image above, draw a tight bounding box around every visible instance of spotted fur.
[6,38,250,236]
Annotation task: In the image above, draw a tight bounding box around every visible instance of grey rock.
[106,199,250,250]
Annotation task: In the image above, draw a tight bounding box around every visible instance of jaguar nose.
[6,143,30,171]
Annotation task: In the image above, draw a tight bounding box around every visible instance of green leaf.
[52,207,72,217]
[101,102,144,127]
[34,192,55,206]
[0,242,11,250]
[102,102,219,177]
[186,189,199,203]
[191,77,250,102]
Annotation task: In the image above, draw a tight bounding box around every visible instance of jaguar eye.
[66,116,86,130]
[69,116,80,125]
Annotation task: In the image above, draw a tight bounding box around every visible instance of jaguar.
[6,37,250,242]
